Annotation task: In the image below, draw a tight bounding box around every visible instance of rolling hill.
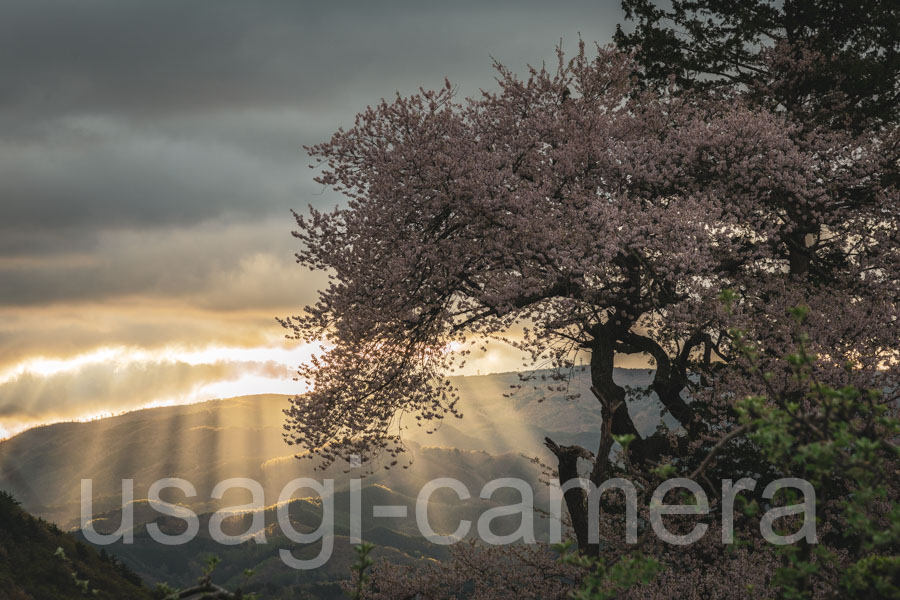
[0,490,152,599]
[0,367,667,598]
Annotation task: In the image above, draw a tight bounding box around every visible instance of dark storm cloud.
[0,0,622,314]
[0,0,620,117]
[0,123,311,232]
[0,0,620,245]
[0,219,328,306]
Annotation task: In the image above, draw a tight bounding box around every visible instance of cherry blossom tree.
[281,41,898,559]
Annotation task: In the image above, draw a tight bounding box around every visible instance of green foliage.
[0,491,153,599]
[152,553,262,600]
[842,556,900,600]
[152,582,179,599]
[726,301,900,599]
[0,490,21,508]
[347,542,375,600]
[53,546,98,596]
[202,554,221,578]
[556,541,661,600]
[566,297,899,599]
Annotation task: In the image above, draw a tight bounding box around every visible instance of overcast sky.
[0,0,627,437]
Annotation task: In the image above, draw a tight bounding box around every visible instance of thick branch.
[544,437,596,554]
[177,580,242,599]
[618,330,695,430]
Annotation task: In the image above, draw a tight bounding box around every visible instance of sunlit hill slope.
[0,368,666,598]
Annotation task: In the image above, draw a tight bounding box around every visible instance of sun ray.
[0,340,323,439]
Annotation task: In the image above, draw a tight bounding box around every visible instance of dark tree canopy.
[615,0,900,132]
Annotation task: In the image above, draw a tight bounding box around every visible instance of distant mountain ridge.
[0,367,666,526]
[0,367,667,599]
